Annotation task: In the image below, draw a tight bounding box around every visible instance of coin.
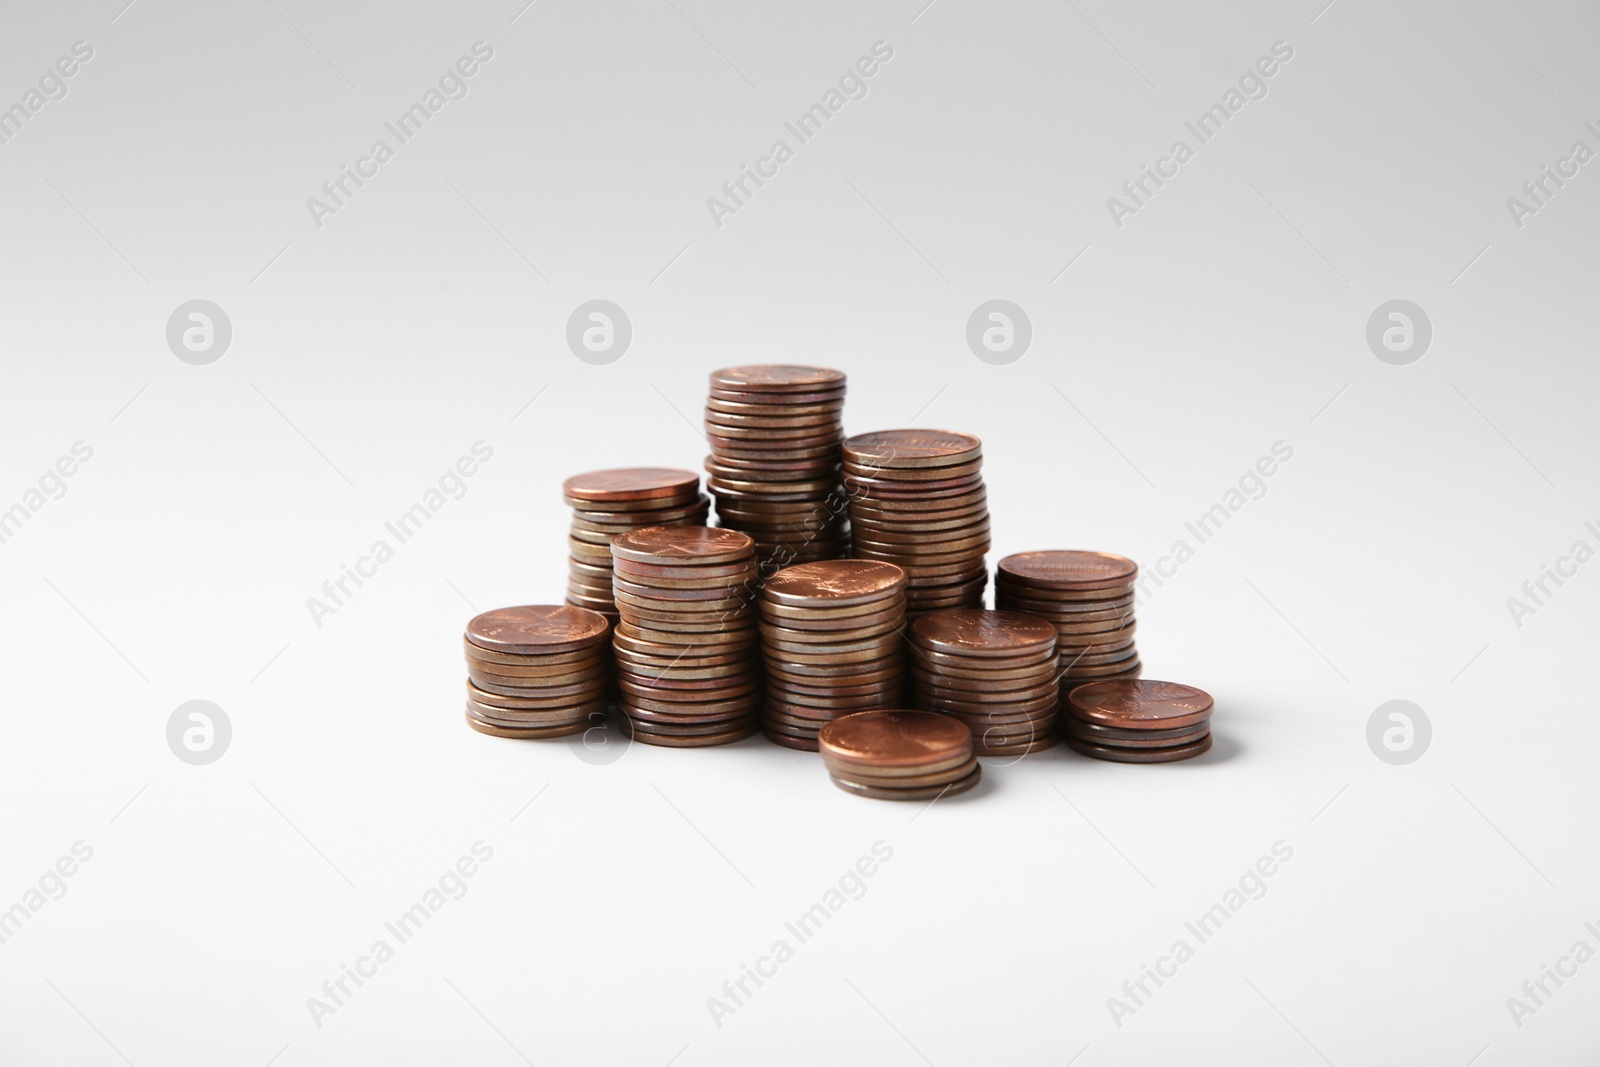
[1064,732,1213,763]
[1066,679,1212,728]
[827,764,982,801]
[611,525,755,565]
[466,605,610,655]
[464,712,591,739]
[842,429,982,468]
[563,467,699,503]
[911,610,1056,657]
[819,710,972,769]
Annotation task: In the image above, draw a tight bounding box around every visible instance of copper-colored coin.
[569,495,709,520]
[1066,679,1212,728]
[563,468,699,503]
[611,556,756,581]
[767,675,905,701]
[828,763,981,800]
[908,643,1053,672]
[467,661,610,689]
[850,488,989,515]
[612,576,753,600]
[621,713,758,737]
[707,395,843,415]
[469,673,608,700]
[995,578,1137,602]
[1060,645,1140,668]
[465,605,610,655]
[917,691,1058,717]
[999,594,1134,617]
[467,680,604,711]
[462,638,607,668]
[1062,658,1145,679]
[1065,731,1212,763]
[611,525,755,565]
[843,457,984,482]
[910,609,1056,658]
[972,734,1060,757]
[464,711,590,739]
[709,384,845,404]
[617,690,760,716]
[905,655,1053,682]
[710,365,846,391]
[997,551,1139,591]
[819,709,972,768]
[1061,717,1208,747]
[830,755,980,789]
[911,675,1057,703]
[842,430,981,468]
[761,559,907,607]
[614,623,756,647]
[819,747,973,779]
[621,721,759,747]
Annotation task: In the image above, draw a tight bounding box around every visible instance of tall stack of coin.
[908,608,1059,756]
[818,710,980,800]
[1063,679,1213,762]
[841,429,990,619]
[462,606,610,739]
[758,559,908,750]
[994,551,1141,689]
[609,525,761,746]
[704,365,849,568]
[563,468,709,623]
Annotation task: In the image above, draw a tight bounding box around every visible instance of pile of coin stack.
[818,710,980,800]
[703,365,849,568]
[758,559,908,751]
[462,606,611,738]
[908,608,1060,756]
[609,525,761,746]
[563,468,709,623]
[842,430,990,619]
[1062,679,1213,762]
[994,551,1141,689]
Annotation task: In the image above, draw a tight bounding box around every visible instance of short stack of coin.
[704,365,849,568]
[908,608,1060,755]
[818,710,980,800]
[841,429,990,619]
[462,606,611,739]
[758,559,908,750]
[1063,679,1213,762]
[994,551,1141,689]
[563,468,709,624]
[609,525,761,746]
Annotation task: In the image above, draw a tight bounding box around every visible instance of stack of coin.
[563,468,709,623]
[758,559,908,750]
[704,365,849,568]
[1063,679,1213,762]
[609,525,761,746]
[818,710,980,800]
[841,430,990,619]
[994,551,1141,688]
[908,608,1059,756]
[462,605,611,739]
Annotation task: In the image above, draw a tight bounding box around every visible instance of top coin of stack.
[908,608,1060,756]
[818,709,981,800]
[609,525,762,747]
[1062,679,1214,763]
[563,468,709,623]
[994,551,1142,689]
[462,605,612,739]
[758,558,908,751]
[704,365,849,568]
[842,429,990,619]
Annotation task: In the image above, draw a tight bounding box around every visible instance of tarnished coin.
[611,525,755,565]
[911,609,1056,657]
[842,429,982,468]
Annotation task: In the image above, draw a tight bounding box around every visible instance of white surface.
[1,0,1596,1063]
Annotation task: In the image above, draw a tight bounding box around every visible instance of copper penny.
[610,526,754,565]
[464,711,590,739]
[466,605,610,655]
[1066,679,1212,728]
[828,764,981,800]
[562,468,699,503]
[997,551,1139,591]
[1064,731,1212,763]
[842,430,981,468]
[819,709,972,768]
[710,365,845,391]
[910,609,1056,658]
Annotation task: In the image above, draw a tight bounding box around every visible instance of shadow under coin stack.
[1062,679,1213,762]
[609,526,761,746]
[908,608,1060,756]
[818,710,981,800]
[758,559,908,751]
[994,551,1142,690]
[563,468,709,624]
[704,365,849,568]
[841,430,990,620]
[462,606,611,739]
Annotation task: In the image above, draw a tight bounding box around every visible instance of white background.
[1,0,1597,1063]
